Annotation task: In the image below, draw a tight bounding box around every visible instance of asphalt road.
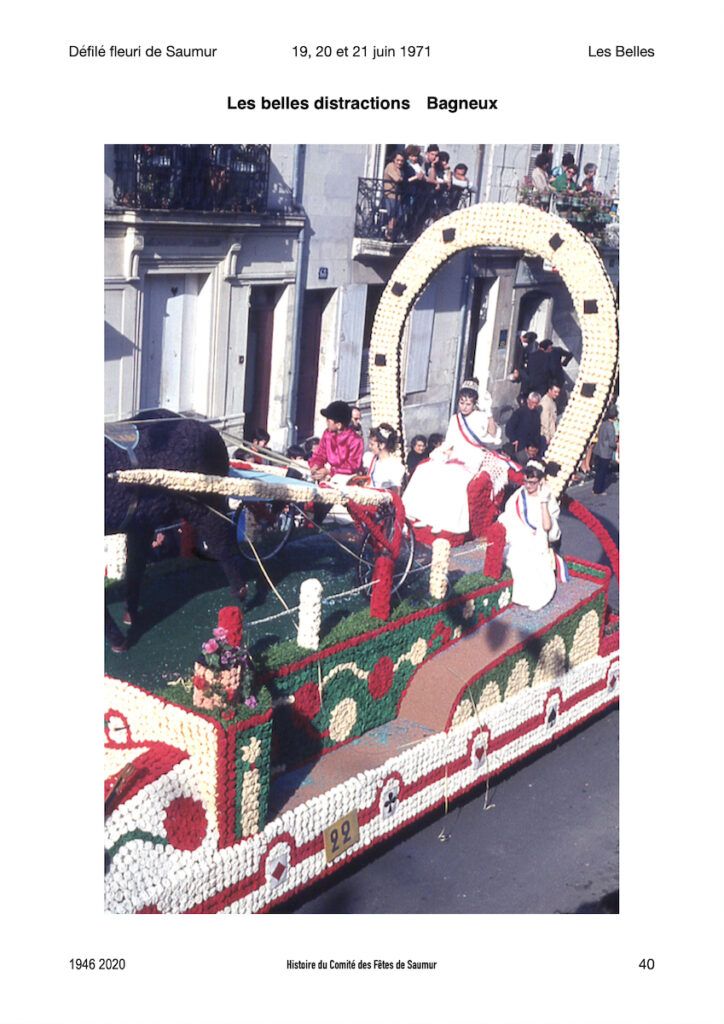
[274,708,619,914]
[273,475,619,914]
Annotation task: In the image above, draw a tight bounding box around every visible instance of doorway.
[243,286,280,436]
[140,273,212,414]
[296,288,334,440]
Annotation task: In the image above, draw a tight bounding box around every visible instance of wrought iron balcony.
[518,183,619,246]
[353,176,474,249]
[111,144,271,214]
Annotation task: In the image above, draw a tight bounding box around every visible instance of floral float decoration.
[192,606,256,712]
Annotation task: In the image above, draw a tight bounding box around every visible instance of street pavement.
[273,474,619,914]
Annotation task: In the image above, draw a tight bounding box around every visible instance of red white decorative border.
[105,649,618,914]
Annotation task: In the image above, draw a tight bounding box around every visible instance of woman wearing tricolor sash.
[499,460,562,611]
[403,378,504,535]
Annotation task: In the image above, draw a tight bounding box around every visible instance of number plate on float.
[323,810,360,863]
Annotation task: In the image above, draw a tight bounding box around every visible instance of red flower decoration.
[294,682,321,719]
[163,796,208,851]
[217,606,244,647]
[368,656,394,699]
[428,620,452,650]
[484,522,506,579]
[370,555,394,621]
[221,708,236,721]
[467,471,498,538]
[192,675,207,691]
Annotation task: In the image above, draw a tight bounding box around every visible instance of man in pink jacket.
[308,400,364,483]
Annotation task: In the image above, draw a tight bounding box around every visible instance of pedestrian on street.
[510,330,538,400]
[592,405,618,495]
[505,392,544,456]
[540,384,561,446]
[526,338,555,396]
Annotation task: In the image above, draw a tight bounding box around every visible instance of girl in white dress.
[499,460,562,611]
[403,379,504,534]
[361,424,406,491]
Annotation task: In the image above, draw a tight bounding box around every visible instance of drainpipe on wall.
[286,144,308,446]
[448,145,486,419]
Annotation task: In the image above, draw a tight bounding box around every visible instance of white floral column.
[430,538,451,600]
[297,578,323,650]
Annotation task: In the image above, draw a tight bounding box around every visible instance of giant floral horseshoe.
[369,203,618,497]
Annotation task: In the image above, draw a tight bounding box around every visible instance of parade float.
[104,202,619,914]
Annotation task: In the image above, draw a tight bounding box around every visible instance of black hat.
[320,400,352,426]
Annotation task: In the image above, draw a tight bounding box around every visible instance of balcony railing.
[354,177,474,246]
[112,144,271,214]
[518,183,619,246]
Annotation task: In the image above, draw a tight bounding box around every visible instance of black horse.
[105,411,247,652]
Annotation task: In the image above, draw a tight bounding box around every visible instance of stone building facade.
[104,143,619,448]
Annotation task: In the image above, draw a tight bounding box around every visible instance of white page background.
[3,2,723,1021]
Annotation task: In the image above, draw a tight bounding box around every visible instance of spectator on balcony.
[531,152,552,193]
[404,144,425,183]
[505,392,544,457]
[402,145,425,235]
[550,151,576,179]
[580,162,598,192]
[450,163,471,210]
[423,144,441,179]
[540,384,561,446]
[412,144,445,230]
[551,163,580,193]
[438,151,453,199]
[382,151,406,240]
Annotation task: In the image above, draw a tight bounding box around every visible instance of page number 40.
[638,958,656,970]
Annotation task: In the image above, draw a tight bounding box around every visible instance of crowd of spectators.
[529,149,602,195]
[382,144,473,242]
[503,329,619,492]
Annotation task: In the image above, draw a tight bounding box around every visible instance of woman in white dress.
[403,379,503,534]
[361,424,406,491]
[498,460,561,611]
